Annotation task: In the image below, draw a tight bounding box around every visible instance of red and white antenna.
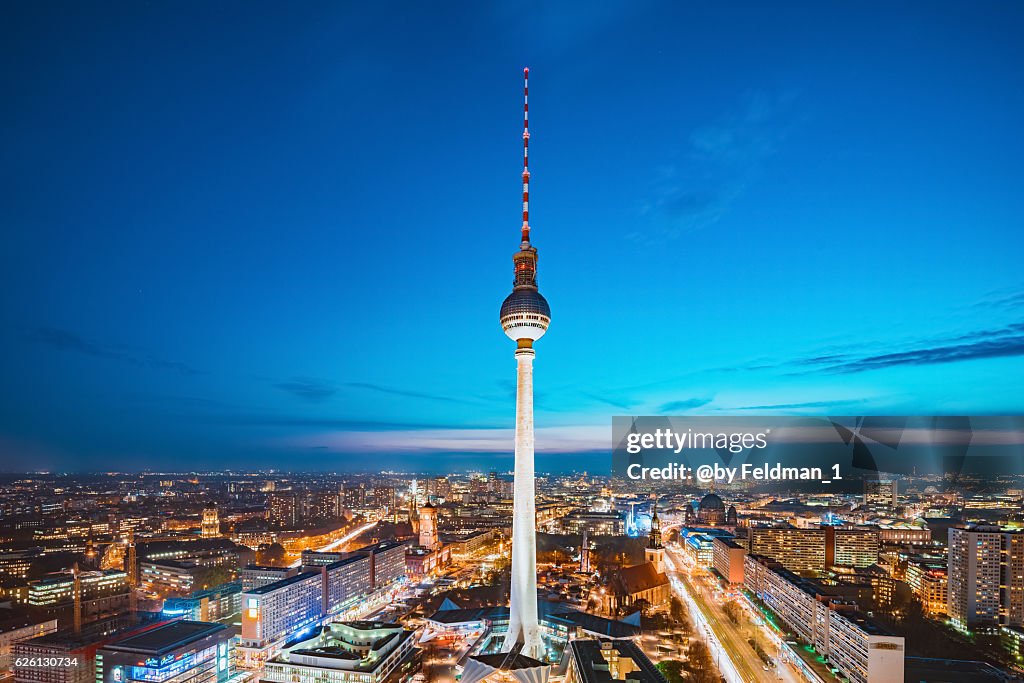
[521,67,531,244]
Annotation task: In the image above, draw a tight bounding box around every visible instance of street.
[663,544,810,683]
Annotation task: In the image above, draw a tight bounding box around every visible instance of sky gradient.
[1,1,1023,472]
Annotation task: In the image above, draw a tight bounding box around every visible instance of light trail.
[664,542,821,683]
[663,551,745,683]
[289,520,377,567]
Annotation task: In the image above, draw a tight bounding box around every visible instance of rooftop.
[904,657,1012,683]
[246,570,320,595]
[104,620,227,655]
[471,652,548,671]
[568,639,667,683]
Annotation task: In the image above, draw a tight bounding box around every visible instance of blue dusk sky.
[1,1,1022,472]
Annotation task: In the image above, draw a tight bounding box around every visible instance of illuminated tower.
[500,67,551,659]
[202,502,220,538]
[419,502,439,550]
[645,500,664,573]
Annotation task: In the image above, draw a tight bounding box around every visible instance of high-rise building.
[268,493,302,529]
[747,528,827,572]
[201,503,220,539]
[238,571,323,669]
[236,540,407,669]
[499,68,551,660]
[341,484,365,510]
[948,525,1024,630]
[428,477,451,500]
[903,554,948,617]
[308,490,339,522]
[373,486,396,517]
[712,537,746,585]
[832,528,881,568]
[745,526,879,572]
[864,477,899,509]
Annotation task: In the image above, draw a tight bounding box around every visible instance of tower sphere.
[500,288,550,341]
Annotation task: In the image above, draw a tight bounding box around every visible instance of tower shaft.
[506,346,541,656]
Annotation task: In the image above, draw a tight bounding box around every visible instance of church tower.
[645,500,665,573]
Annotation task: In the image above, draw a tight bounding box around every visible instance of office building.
[239,571,323,667]
[14,616,148,683]
[562,512,624,536]
[24,570,129,625]
[712,537,746,584]
[833,528,881,568]
[139,560,206,595]
[237,540,408,669]
[240,565,295,591]
[903,555,948,617]
[0,548,44,579]
[161,582,242,622]
[746,526,879,572]
[95,620,233,683]
[748,527,827,572]
[864,478,898,509]
[0,616,57,671]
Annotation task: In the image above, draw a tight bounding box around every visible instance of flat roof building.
[263,621,418,683]
[712,537,746,585]
[744,554,903,683]
[96,620,233,683]
[564,639,666,683]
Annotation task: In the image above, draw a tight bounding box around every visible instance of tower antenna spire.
[521,67,531,244]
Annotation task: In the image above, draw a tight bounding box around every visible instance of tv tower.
[499,67,551,659]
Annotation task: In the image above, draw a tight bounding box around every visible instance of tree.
[634,598,652,617]
[655,659,686,683]
[194,565,234,591]
[257,542,287,567]
[670,596,692,633]
[723,600,742,625]
[684,641,718,683]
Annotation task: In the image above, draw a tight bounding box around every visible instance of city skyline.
[3,1,1024,472]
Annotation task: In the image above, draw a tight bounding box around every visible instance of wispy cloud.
[796,322,1024,374]
[199,413,491,431]
[580,391,642,410]
[659,397,713,413]
[344,381,476,405]
[971,286,1024,311]
[635,90,800,242]
[729,398,868,411]
[274,377,338,403]
[27,326,203,376]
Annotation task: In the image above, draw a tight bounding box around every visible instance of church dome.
[698,493,725,512]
